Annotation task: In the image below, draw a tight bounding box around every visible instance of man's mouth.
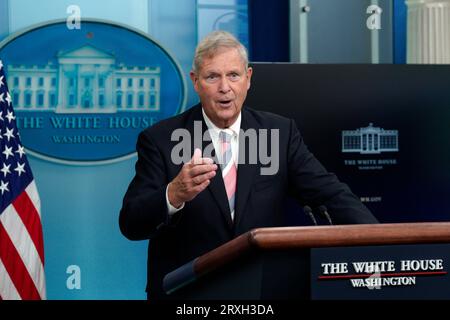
[217,99,232,108]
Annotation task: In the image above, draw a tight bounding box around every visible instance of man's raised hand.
[168,148,217,208]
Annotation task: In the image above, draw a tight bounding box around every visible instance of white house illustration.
[342,123,398,154]
[6,45,160,113]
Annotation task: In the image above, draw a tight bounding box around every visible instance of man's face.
[190,47,252,128]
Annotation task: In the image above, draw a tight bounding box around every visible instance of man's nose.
[218,78,231,93]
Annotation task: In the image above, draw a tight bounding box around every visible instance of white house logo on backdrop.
[7,45,161,114]
[342,123,399,179]
[342,123,398,154]
[0,20,186,164]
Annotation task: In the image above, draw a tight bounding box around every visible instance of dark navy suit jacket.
[119,104,378,299]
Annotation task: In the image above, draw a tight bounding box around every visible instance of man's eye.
[206,75,218,81]
[229,73,240,80]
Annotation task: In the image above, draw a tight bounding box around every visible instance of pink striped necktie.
[219,130,237,221]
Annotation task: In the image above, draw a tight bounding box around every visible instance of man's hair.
[192,30,249,74]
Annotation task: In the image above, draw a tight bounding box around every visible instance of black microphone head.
[303,205,317,225]
[303,205,313,214]
[318,205,327,214]
[318,205,333,225]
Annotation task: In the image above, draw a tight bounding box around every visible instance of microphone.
[303,205,317,226]
[318,205,333,225]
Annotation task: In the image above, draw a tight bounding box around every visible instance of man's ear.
[190,71,199,92]
[246,67,253,90]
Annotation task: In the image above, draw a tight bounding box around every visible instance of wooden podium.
[163,222,450,299]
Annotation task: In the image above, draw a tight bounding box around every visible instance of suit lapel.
[234,108,261,231]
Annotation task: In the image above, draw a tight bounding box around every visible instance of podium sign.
[311,244,450,300]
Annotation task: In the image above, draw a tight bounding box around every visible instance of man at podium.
[119,30,378,299]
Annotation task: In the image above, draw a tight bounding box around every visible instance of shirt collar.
[201,108,241,138]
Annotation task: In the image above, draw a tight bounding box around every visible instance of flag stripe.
[25,181,41,217]
[0,258,21,300]
[12,185,44,264]
[0,221,41,300]
[0,203,45,299]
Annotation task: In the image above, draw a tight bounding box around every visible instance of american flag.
[0,60,46,300]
